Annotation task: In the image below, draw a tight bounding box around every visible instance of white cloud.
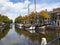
[13,3,23,10]
[0,0,60,21]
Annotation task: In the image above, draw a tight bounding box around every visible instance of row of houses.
[36,9,60,26]
[49,9,60,26]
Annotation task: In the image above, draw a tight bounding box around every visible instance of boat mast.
[34,0,39,25]
[28,0,29,15]
[27,0,30,23]
[34,0,36,13]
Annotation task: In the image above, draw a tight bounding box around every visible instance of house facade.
[49,9,60,26]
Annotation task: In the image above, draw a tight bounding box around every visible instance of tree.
[22,15,29,23]
[39,10,50,19]
[39,10,51,24]
[53,7,60,10]
[0,14,10,23]
[15,16,23,23]
[10,20,13,23]
[28,12,36,23]
[15,12,36,24]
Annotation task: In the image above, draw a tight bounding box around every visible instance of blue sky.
[10,0,24,3]
[0,0,60,20]
[10,0,60,4]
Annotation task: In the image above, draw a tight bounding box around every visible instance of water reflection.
[15,27,60,45]
[0,24,60,45]
[0,26,10,40]
[15,28,40,45]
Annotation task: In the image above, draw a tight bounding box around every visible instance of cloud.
[0,0,30,20]
[0,0,60,20]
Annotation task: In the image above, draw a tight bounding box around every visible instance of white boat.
[0,26,4,32]
[18,23,23,27]
[25,26,35,33]
[17,23,24,29]
[25,26,35,30]
[29,30,35,33]
[0,26,2,28]
[29,26,35,30]
[19,26,23,29]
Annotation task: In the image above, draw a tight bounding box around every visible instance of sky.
[0,0,60,20]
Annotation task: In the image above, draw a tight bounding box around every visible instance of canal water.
[0,24,60,45]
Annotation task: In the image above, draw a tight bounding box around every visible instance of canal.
[0,24,60,45]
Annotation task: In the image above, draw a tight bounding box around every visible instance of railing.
[46,34,60,45]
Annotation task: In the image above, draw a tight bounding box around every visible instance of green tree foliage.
[53,7,60,10]
[0,26,10,39]
[39,10,50,19]
[0,14,10,23]
[15,16,23,23]
[15,12,36,23]
[10,20,13,23]
[15,11,50,23]
[28,12,36,23]
[23,15,29,23]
